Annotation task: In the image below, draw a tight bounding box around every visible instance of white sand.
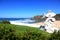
[10,21,40,28]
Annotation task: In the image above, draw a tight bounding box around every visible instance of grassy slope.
[0,24,50,37]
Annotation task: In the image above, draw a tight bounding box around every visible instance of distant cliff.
[31,15,45,22]
[31,14,60,22]
[54,14,60,20]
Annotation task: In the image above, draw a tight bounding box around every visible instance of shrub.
[0,24,50,40]
[49,30,60,40]
[0,20,10,24]
[22,29,48,40]
[0,25,16,40]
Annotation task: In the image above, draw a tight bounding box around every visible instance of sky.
[0,0,60,18]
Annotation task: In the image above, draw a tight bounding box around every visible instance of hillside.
[31,14,60,22]
[54,14,60,20]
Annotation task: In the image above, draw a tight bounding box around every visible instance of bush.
[49,30,60,40]
[22,30,48,40]
[0,25,16,40]
[0,25,49,40]
[0,20,10,24]
[0,24,50,40]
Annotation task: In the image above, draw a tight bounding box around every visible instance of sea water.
[0,18,35,24]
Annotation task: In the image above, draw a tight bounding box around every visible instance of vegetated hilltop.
[31,15,46,22]
[31,14,60,22]
[54,14,60,20]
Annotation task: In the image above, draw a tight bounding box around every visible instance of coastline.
[10,20,60,28]
[10,20,60,33]
[10,21,40,28]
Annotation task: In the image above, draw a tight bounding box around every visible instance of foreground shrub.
[22,29,48,40]
[0,24,16,40]
[0,25,49,40]
[0,24,50,40]
[49,30,60,40]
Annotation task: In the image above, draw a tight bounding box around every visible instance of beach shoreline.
[10,20,60,28]
[10,21,40,28]
[10,20,60,33]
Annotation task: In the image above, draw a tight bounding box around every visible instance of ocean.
[0,18,30,21]
[0,18,35,23]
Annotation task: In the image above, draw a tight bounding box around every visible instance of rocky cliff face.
[31,14,60,22]
[54,14,60,20]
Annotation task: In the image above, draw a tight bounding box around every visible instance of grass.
[0,23,50,38]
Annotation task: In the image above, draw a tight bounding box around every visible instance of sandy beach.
[10,20,60,28]
[10,20,60,33]
[35,20,60,28]
[54,20,60,28]
[10,21,40,28]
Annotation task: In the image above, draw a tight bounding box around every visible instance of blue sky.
[0,0,60,18]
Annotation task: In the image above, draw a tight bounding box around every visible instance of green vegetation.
[0,20,60,40]
[0,20,10,24]
[0,23,50,40]
[49,30,60,40]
